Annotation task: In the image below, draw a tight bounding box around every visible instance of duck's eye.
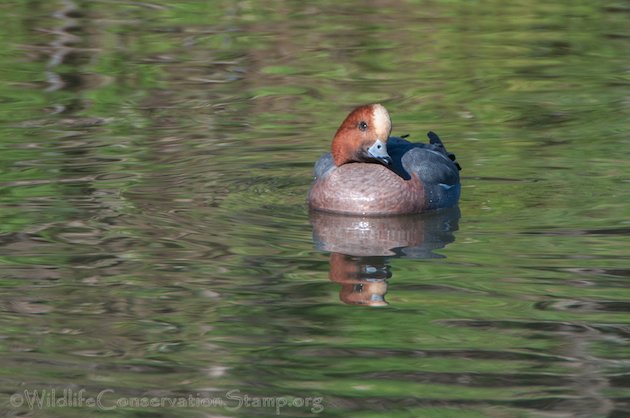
[358,121,368,132]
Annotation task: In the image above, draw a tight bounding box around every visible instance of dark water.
[1,1,629,417]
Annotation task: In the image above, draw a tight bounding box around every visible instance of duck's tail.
[427,131,462,171]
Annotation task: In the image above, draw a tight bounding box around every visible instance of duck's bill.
[368,139,392,166]
[372,155,392,166]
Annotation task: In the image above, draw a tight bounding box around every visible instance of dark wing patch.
[402,147,460,186]
[427,131,461,171]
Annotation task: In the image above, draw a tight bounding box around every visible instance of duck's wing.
[387,134,460,186]
[427,131,462,171]
[403,133,462,209]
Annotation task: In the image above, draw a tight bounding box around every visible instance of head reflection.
[329,253,391,306]
[310,208,460,307]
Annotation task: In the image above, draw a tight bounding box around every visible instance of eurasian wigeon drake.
[308,104,461,215]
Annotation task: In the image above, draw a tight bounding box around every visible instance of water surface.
[0,1,629,417]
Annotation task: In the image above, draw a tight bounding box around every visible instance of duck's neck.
[331,136,355,166]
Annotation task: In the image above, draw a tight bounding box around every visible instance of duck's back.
[308,133,461,215]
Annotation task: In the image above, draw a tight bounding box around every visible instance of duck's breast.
[308,163,426,215]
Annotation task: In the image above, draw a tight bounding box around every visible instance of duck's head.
[331,104,393,167]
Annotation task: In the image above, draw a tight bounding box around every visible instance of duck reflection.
[310,208,460,306]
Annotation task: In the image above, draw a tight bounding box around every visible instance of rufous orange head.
[331,104,393,167]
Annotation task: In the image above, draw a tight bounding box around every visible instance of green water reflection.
[0,1,628,417]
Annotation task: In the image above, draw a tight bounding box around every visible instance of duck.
[308,104,461,215]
